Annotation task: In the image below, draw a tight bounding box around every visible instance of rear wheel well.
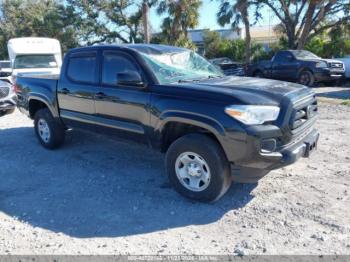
[29,100,48,119]
[160,122,221,153]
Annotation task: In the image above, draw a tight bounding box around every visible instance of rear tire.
[165,134,231,202]
[298,70,315,87]
[34,108,65,149]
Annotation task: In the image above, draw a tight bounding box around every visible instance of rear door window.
[67,53,97,84]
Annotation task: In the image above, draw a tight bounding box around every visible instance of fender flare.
[28,93,59,118]
[156,110,226,137]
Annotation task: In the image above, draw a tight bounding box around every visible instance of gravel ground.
[0,93,349,255]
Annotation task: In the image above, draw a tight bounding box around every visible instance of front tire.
[34,108,65,149]
[298,70,315,86]
[165,134,231,202]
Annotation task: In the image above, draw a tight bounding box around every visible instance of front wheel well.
[160,122,222,153]
[298,67,313,76]
[29,99,48,119]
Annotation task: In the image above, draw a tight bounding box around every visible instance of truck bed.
[16,74,59,119]
[17,73,60,80]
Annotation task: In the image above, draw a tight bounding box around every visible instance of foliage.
[202,30,267,62]
[258,0,350,49]
[216,0,260,63]
[66,0,158,45]
[341,100,350,106]
[0,0,81,59]
[202,30,222,58]
[156,0,201,46]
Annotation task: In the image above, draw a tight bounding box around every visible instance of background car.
[210,57,245,76]
[0,80,16,117]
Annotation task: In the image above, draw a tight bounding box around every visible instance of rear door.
[94,50,150,140]
[57,51,100,128]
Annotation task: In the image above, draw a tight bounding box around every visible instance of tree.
[258,0,350,49]
[66,0,158,45]
[0,0,81,59]
[157,0,202,45]
[203,30,222,58]
[217,0,257,64]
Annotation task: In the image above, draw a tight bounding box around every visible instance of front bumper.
[314,68,345,82]
[224,125,319,183]
[0,95,17,112]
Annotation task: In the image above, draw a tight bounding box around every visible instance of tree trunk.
[238,0,251,64]
[142,1,150,44]
[297,1,317,49]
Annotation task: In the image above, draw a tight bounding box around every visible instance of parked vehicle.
[0,60,12,84]
[16,44,319,202]
[247,50,345,86]
[7,37,62,83]
[336,55,350,79]
[210,57,245,76]
[0,80,16,117]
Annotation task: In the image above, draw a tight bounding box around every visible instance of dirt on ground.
[0,88,349,255]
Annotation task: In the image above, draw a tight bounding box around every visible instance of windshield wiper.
[178,75,223,83]
[208,75,224,79]
[178,78,203,83]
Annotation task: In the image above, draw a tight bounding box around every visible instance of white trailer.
[7,37,62,82]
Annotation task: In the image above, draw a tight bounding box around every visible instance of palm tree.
[217,0,254,64]
[157,0,202,45]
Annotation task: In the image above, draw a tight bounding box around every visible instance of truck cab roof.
[68,44,189,55]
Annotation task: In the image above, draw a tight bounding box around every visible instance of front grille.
[328,62,344,69]
[0,86,10,98]
[0,72,11,77]
[290,97,318,131]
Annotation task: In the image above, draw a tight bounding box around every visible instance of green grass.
[340,100,350,106]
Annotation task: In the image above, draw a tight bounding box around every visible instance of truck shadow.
[0,127,257,238]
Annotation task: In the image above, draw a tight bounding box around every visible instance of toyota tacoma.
[15,44,319,202]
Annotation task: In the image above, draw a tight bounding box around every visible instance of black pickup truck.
[16,44,319,202]
[247,50,345,86]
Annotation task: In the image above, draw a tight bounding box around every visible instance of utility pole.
[142,1,150,44]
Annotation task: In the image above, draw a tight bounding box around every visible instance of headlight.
[225,105,280,125]
[316,61,328,68]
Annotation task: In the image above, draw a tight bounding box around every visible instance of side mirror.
[117,71,145,87]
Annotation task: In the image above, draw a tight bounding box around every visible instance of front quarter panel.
[149,84,248,158]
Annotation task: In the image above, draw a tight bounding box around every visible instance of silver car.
[0,80,16,117]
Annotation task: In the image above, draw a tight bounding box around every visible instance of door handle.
[95,92,107,99]
[61,88,70,94]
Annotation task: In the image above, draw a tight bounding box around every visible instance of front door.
[271,51,298,80]
[94,50,151,140]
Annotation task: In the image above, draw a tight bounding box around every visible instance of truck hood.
[176,76,313,105]
[299,58,344,64]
